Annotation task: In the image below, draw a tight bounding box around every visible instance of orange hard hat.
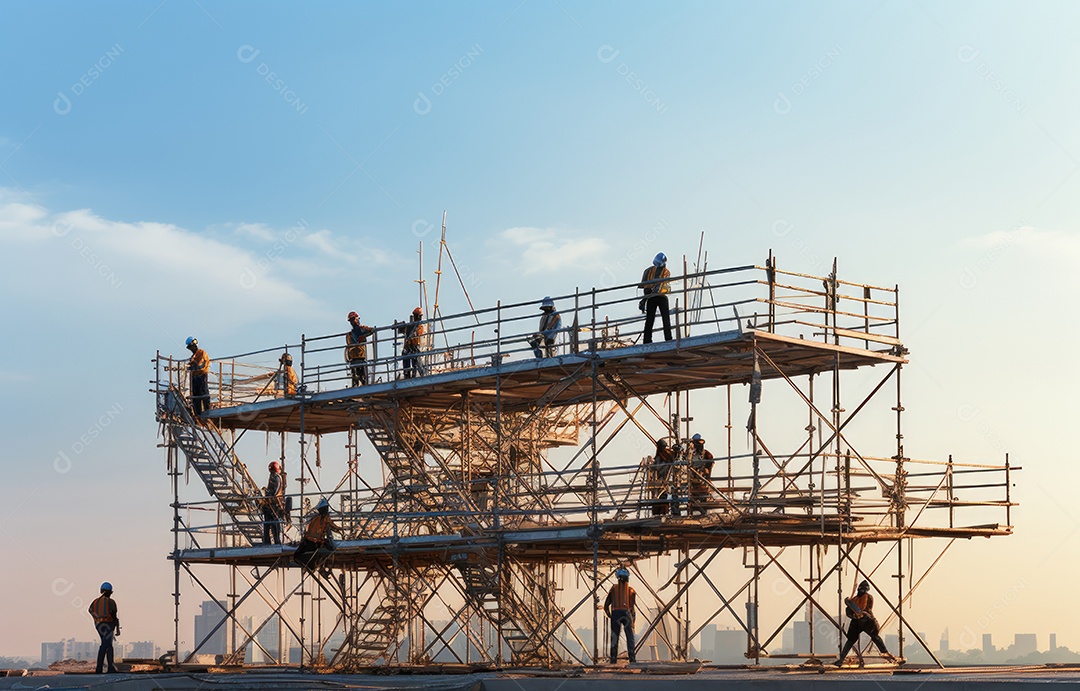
[412,307,423,316]
[347,311,358,321]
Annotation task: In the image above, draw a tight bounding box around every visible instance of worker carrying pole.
[832,580,898,667]
[603,567,637,664]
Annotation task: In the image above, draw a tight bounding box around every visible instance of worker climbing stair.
[157,386,266,546]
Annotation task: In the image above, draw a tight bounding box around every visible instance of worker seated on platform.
[688,434,714,515]
[648,439,676,516]
[293,498,342,571]
[527,296,562,358]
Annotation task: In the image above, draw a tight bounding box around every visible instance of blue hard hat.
[653,252,667,267]
[316,498,330,511]
[185,336,197,347]
[615,568,629,580]
[540,296,555,309]
[100,582,113,592]
[692,433,703,442]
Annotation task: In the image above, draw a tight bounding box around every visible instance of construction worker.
[294,498,342,570]
[276,353,298,396]
[527,296,562,358]
[395,307,426,379]
[832,580,898,666]
[88,582,120,674]
[345,311,375,387]
[186,337,211,416]
[688,433,714,515]
[639,252,672,344]
[262,461,285,545]
[648,439,675,516]
[604,567,637,664]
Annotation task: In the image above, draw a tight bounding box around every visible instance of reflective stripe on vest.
[90,595,115,623]
[611,582,632,610]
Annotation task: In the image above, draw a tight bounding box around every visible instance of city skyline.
[2,1,1078,659]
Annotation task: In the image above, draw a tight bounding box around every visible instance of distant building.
[1013,633,1037,657]
[39,638,111,666]
[125,641,158,659]
[1051,633,1057,651]
[40,641,65,667]
[939,628,949,653]
[713,628,746,664]
[193,600,227,655]
[983,633,993,654]
[256,615,280,663]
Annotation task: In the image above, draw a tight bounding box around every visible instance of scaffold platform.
[153,257,1016,671]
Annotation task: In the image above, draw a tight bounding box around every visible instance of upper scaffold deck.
[160,261,908,435]
[206,329,905,434]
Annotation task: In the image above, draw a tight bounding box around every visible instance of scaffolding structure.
[153,254,1015,670]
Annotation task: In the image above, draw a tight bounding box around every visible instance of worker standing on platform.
[276,353,298,396]
[88,582,120,674]
[604,567,637,664]
[346,311,374,387]
[648,439,675,516]
[528,297,562,358]
[262,461,285,545]
[396,307,426,379]
[832,580,898,666]
[186,337,210,416]
[639,253,672,344]
[688,433,714,515]
[294,498,342,571]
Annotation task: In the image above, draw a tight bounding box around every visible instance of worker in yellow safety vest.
[603,567,637,664]
[639,253,672,344]
[276,353,298,396]
[88,582,120,674]
[395,307,426,379]
[186,336,211,416]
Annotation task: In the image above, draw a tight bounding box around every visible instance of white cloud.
[965,225,1080,263]
[498,226,609,275]
[0,197,318,330]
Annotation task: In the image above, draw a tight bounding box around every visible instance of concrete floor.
[4,667,1080,690]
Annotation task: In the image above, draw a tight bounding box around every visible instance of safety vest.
[346,327,370,360]
[305,513,338,543]
[641,266,671,295]
[849,593,872,613]
[609,582,634,611]
[189,349,210,377]
[405,321,426,348]
[89,595,117,624]
[539,311,561,333]
[276,367,297,394]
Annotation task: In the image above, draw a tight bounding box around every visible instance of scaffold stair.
[159,387,265,546]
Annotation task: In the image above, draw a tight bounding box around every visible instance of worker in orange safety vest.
[88,582,120,674]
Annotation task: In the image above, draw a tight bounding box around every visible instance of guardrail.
[157,260,901,408]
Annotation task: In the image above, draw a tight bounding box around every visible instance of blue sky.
[1,0,1078,660]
